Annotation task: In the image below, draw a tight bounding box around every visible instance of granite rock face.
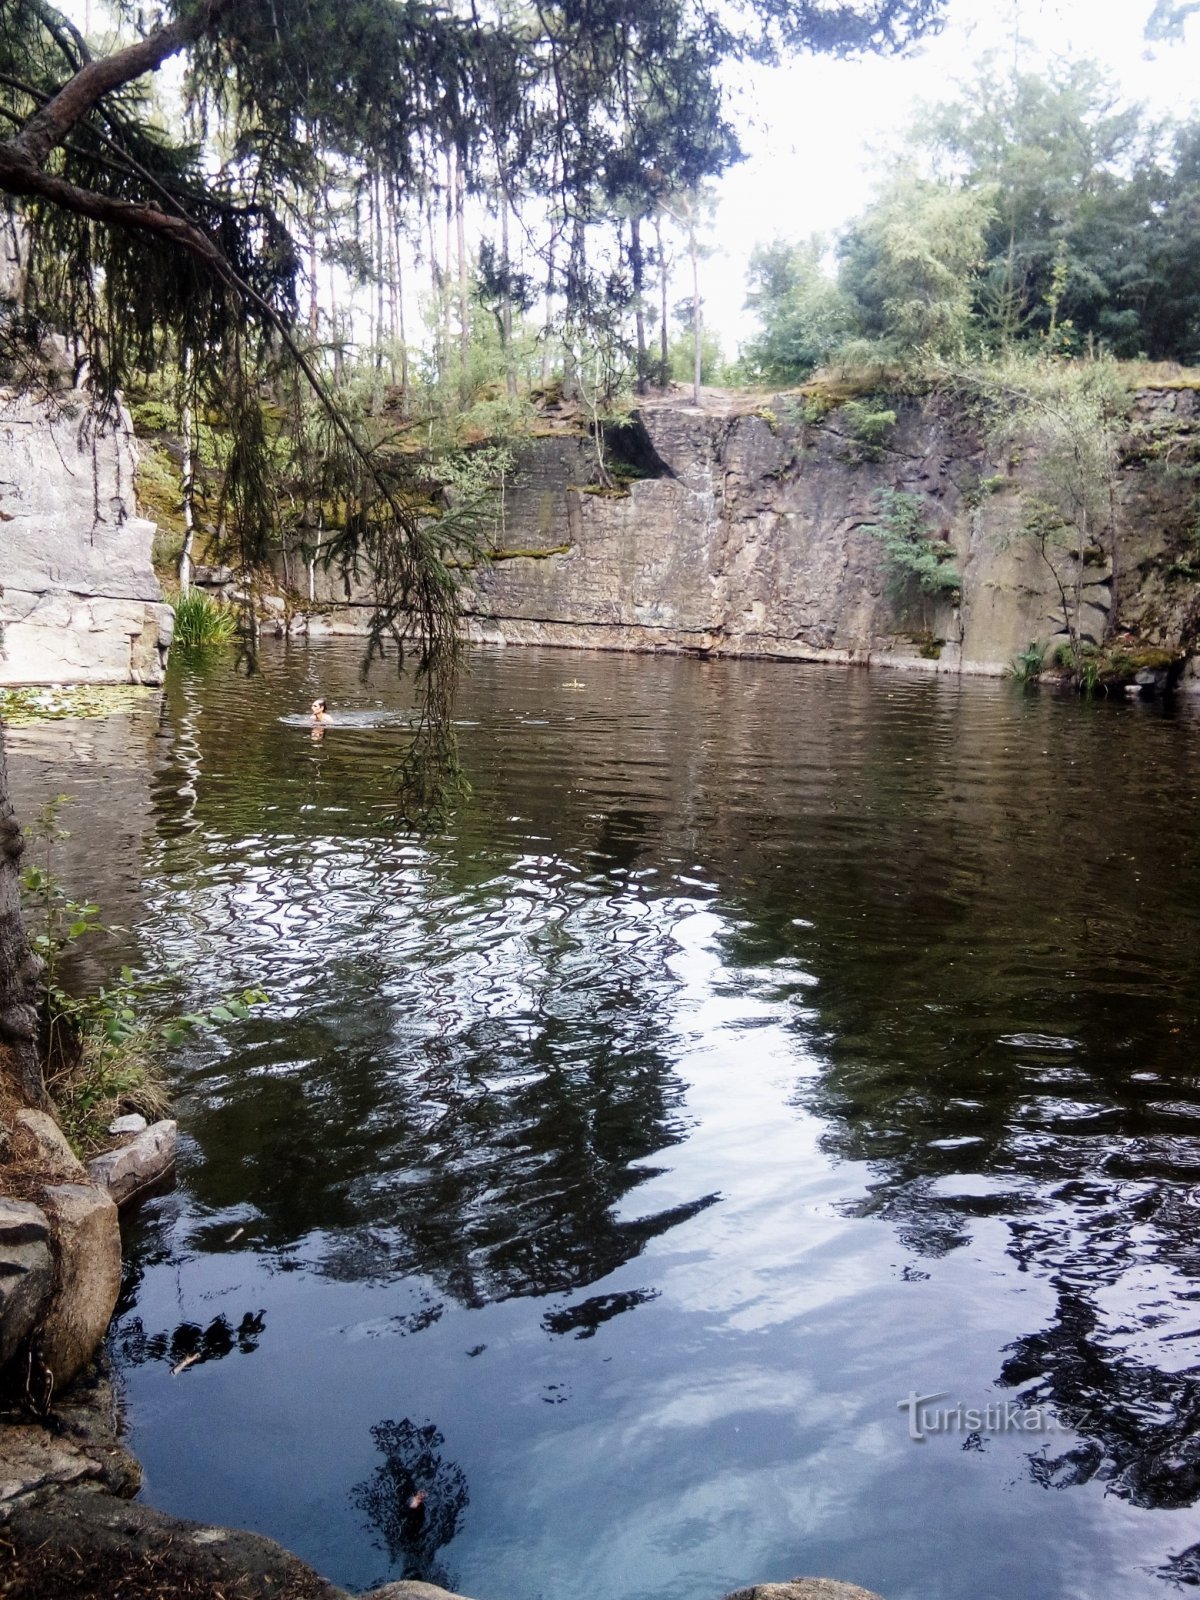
[451,394,1195,678]
[12,1107,86,1181]
[0,1359,141,1506]
[86,1118,177,1206]
[0,387,173,686]
[35,1181,121,1390]
[0,1196,53,1369]
[724,1584,885,1600]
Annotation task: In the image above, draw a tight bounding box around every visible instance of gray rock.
[0,387,172,686]
[3,1488,346,1598]
[443,393,1199,680]
[0,1197,53,1370]
[364,1585,479,1600]
[12,1107,86,1179]
[86,1118,177,1206]
[0,1423,109,1504]
[192,564,234,586]
[107,1113,147,1136]
[724,1583,885,1600]
[36,1182,121,1390]
[0,1357,140,1506]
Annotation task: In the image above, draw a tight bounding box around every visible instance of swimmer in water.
[311,697,330,723]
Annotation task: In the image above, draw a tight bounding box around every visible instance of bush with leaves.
[862,488,960,623]
[935,350,1130,666]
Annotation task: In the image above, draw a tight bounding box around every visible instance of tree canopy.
[744,55,1200,381]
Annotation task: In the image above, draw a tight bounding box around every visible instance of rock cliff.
[289,387,1200,682]
[5,381,1200,688]
[462,390,1200,678]
[0,388,173,686]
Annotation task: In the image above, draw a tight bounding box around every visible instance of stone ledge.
[86,1119,177,1207]
[724,1583,884,1600]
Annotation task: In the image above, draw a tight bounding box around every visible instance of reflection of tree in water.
[177,854,711,1307]
[353,1418,469,1587]
[796,977,1200,1528]
[699,684,1200,1540]
[542,1285,660,1338]
[115,1310,266,1370]
[147,649,714,1312]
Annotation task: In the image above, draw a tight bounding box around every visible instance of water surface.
[8,642,1200,1600]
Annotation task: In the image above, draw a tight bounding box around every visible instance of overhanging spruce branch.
[0,4,437,608]
[8,2,229,167]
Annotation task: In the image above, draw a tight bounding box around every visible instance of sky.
[705,0,1200,348]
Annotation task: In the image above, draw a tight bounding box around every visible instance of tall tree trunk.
[427,196,444,384]
[444,147,455,379]
[387,175,409,405]
[178,350,196,591]
[0,731,44,1108]
[383,177,398,384]
[455,149,470,397]
[501,191,516,399]
[688,205,702,406]
[328,259,342,382]
[364,189,376,354]
[561,212,586,402]
[655,213,669,388]
[307,222,319,343]
[541,152,561,387]
[631,214,647,395]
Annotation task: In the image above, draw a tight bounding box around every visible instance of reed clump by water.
[172,589,237,647]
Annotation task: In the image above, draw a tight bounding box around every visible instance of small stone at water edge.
[108,1114,148,1136]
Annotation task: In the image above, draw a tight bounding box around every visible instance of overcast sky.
[706,0,1200,348]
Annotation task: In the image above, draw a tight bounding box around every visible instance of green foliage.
[1007,641,1046,683]
[792,394,835,425]
[907,57,1200,360]
[743,58,1200,368]
[20,796,268,1150]
[667,326,728,386]
[1052,641,1105,695]
[862,488,960,613]
[434,441,518,548]
[1050,639,1180,695]
[405,298,540,448]
[172,589,238,647]
[837,172,996,356]
[839,400,897,461]
[742,237,859,382]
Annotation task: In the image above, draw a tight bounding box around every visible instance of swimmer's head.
[311,697,328,720]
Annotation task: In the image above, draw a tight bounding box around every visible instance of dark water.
[9,642,1200,1600]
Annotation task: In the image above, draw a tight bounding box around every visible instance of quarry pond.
[8,641,1200,1600]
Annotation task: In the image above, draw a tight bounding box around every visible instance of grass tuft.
[172,589,238,647]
